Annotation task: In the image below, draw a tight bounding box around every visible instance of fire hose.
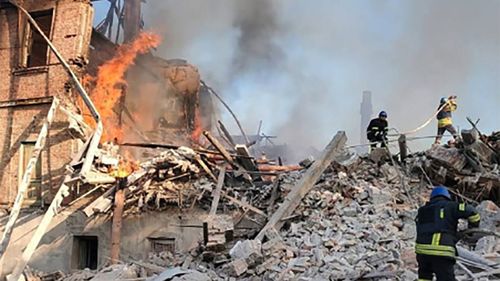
[401,98,452,135]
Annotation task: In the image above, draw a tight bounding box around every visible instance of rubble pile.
[407,130,500,203]
[15,131,500,281]
[176,155,421,280]
[85,144,286,219]
[127,147,207,211]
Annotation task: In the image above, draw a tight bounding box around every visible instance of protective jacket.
[415,197,480,258]
[437,100,457,128]
[366,118,388,142]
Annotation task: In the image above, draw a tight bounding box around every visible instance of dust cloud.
[142,0,500,156]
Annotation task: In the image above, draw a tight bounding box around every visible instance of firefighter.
[415,185,481,281]
[367,111,389,149]
[435,96,458,145]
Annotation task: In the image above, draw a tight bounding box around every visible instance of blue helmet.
[379,111,387,118]
[430,185,451,200]
[440,97,447,104]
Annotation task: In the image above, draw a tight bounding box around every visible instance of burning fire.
[191,107,203,142]
[109,152,139,178]
[83,32,161,142]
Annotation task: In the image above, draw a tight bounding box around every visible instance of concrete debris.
[229,240,262,263]
[146,267,210,281]
[1,0,499,279]
[13,131,500,281]
[224,259,248,277]
[88,264,139,281]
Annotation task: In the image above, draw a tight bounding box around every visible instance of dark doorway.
[71,235,98,270]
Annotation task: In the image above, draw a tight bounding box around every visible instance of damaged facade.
[0,0,214,278]
[0,0,93,207]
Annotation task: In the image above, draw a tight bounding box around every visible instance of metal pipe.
[201,80,250,145]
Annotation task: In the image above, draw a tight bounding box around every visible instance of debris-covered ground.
[23,130,499,281]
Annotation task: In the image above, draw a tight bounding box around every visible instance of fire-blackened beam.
[110,177,127,264]
[123,0,141,42]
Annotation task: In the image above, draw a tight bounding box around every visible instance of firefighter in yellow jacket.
[435,96,458,144]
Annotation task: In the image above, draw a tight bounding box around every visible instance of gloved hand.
[458,228,494,245]
[461,232,483,245]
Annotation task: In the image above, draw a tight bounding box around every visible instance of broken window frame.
[19,141,42,204]
[19,8,54,68]
[148,237,176,254]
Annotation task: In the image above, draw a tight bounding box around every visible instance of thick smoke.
[143,0,500,156]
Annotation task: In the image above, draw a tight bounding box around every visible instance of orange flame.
[84,32,161,142]
[109,151,139,178]
[191,107,203,142]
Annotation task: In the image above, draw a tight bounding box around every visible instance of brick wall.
[0,0,93,205]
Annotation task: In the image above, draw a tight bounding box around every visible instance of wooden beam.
[80,122,103,176]
[203,131,252,181]
[218,120,236,146]
[267,177,281,214]
[83,168,148,217]
[235,144,261,181]
[120,142,252,159]
[0,98,59,260]
[398,134,407,162]
[195,155,217,182]
[123,0,141,42]
[209,167,226,216]
[256,131,347,241]
[203,131,235,165]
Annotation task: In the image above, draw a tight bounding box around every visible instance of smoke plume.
[143,0,500,157]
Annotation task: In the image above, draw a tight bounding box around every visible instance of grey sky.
[92,0,500,153]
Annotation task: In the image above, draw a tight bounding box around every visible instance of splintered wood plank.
[256,131,347,241]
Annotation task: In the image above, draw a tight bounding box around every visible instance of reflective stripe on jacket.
[366,118,388,141]
[437,100,457,128]
[415,198,480,258]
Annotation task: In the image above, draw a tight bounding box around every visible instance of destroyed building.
[0,1,499,281]
[0,0,216,278]
[0,0,213,204]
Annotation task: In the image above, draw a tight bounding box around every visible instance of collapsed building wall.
[1,204,206,275]
[0,0,93,206]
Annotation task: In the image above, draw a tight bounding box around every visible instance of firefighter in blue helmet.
[415,185,481,281]
[367,111,388,149]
